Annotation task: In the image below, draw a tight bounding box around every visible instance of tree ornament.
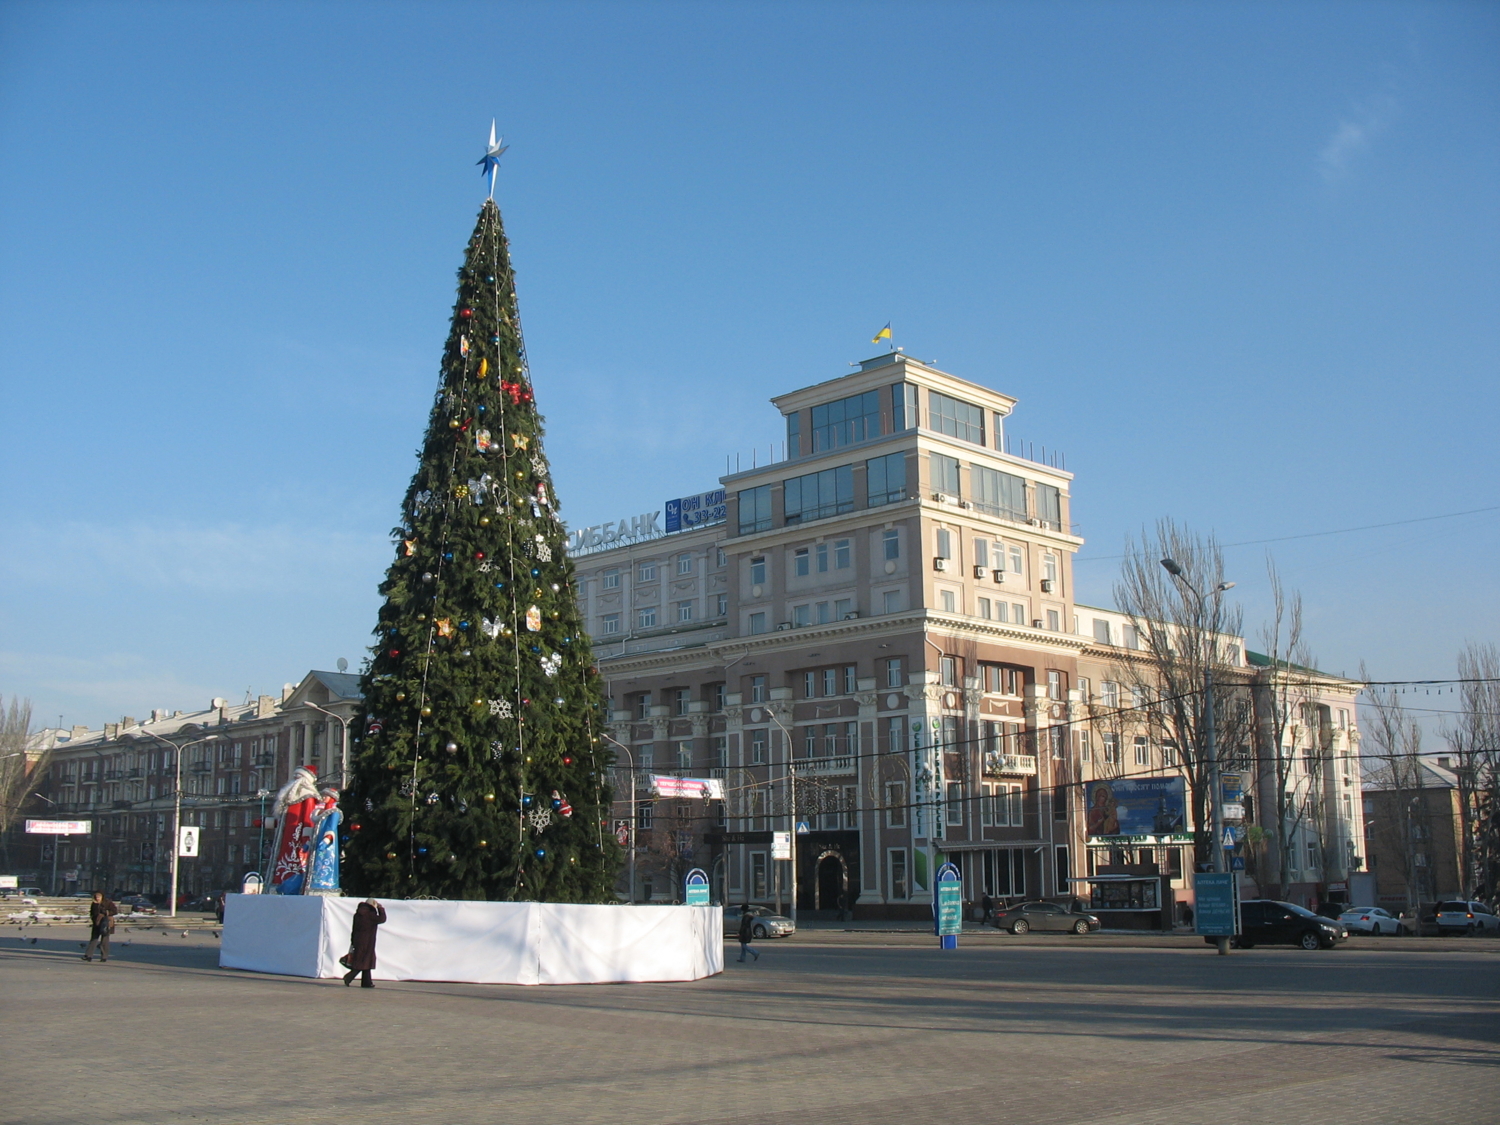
[535,849,546,859]
[540,653,562,677]
[449,418,461,429]
[459,307,473,319]
[511,433,529,450]
[366,717,385,736]
[420,706,433,717]
[477,357,489,378]
[403,539,417,557]
[551,790,573,817]
[444,740,459,754]
[488,699,512,718]
[528,807,553,833]
[475,429,494,453]
[479,516,490,527]
[395,691,406,702]
[459,335,469,356]
[425,793,440,805]
[436,618,454,638]
[421,572,434,583]
[526,605,542,632]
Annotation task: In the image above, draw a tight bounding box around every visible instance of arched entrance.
[814,850,848,913]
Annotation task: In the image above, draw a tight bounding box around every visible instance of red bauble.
[475,551,485,560]
[389,649,400,657]
[459,307,473,319]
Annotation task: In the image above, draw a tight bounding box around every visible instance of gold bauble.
[420,706,433,717]
[479,516,490,527]
[395,691,407,702]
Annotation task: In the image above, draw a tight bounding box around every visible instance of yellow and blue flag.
[872,323,892,344]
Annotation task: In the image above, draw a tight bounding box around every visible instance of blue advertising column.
[935,862,962,950]
[684,868,711,906]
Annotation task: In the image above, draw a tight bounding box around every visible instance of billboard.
[1084,776,1188,840]
[664,489,727,533]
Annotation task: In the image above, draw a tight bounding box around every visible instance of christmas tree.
[344,184,620,902]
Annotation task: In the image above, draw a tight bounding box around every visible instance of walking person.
[82,891,117,962]
[342,898,387,988]
[736,904,759,962]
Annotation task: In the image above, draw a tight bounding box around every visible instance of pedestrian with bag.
[342,898,386,988]
[736,903,759,963]
[82,891,117,962]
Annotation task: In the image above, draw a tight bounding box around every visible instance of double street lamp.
[300,701,351,789]
[134,729,221,918]
[1161,557,1235,955]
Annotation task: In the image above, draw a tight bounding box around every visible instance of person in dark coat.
[83,891,117,962]
[343,899,387,987]
[736,904,759,962]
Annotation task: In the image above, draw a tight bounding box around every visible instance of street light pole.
[1161,558,1235,956]
[135,730,219,919]
[762,708,799,926]
[600,734,637,902]
[300,701,351,789]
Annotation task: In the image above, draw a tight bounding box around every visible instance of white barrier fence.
[220,894,723,985]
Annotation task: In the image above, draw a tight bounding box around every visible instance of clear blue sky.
[2,1,1495,730]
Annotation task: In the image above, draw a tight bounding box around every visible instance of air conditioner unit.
[992,571,1005,584]
[842,611,860,621]
[932,492,955,504]
[973,566,988,579]
[958,500,973,509]
[933,558,949,572]
[1040,579,1054,592]
[774,622,792,632]
[1032,619,1044,629]
[1027,517,1041,527]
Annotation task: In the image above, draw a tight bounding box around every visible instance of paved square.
[5,924,1497,1124]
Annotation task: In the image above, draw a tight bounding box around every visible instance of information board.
[684,868,710,906]
[1194,872,1240,937]
[935,862,963,947]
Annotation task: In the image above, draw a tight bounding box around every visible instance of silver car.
[1434,900,1500,934]
[1338,906,1401,935]
[723,904,795,939]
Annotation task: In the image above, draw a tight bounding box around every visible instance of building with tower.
[571,350,1367,919]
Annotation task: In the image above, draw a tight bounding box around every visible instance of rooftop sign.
[665,489,726,533]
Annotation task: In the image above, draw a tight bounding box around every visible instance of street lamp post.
[761,708,799,926]
[300,701,351,789]
[600,734,637,901]
[1161,558,1235,956]
[135,730,220,918]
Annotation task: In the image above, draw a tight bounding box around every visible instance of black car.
[1221,899,1348,950]
[994,900,1101,935]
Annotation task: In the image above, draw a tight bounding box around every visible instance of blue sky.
[1,1,1495,730]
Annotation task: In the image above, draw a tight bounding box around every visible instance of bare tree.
[1114,520,1251,870]
[1254,561,1320,899]
[1,695,41,832]
[1361,672,1433,910]
[1446,642,1500,898]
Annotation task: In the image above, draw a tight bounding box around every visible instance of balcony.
[983,752,1037,777]
[252,753,276,767]
[798,756,855,777]
[188,762,213,774]
[103,770,124,781]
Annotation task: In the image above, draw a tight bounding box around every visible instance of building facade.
[19,671,359,898]
[571,352,1367,918]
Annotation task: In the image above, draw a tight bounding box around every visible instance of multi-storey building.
[572,351,1367,919]
[21,671,359,898]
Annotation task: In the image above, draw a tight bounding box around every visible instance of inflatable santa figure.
[269,766,320,894]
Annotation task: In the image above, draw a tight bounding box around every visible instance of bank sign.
[1085,776,1188,841]
[665,489,726,533]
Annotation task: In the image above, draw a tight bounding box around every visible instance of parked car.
[1434,900,1500,935]
[722,905,795,939]
[1225,900,1348,950]
[995,900,1101,935]
[116,895,157,915]
[1339,906,1402,935]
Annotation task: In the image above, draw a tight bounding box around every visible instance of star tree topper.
[477,120,509,198]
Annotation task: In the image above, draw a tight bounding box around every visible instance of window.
[885,657,904,688]
[816,542,829,572]
[749,729,766,765]
[677,742,693,769]
[602,568,620,589]
[821,668,837,696]
[637,607,657,629]
[1306,841,1320,870]
[930,453,961,497]
[867,451,906,507]
[834,539,851,569]
[811,390,881,452]
[638,560,656,582]
[1162,741,1177,767]
[793,604,811,627]
[946,782,965,826]
[633,695,651,722]
[1007,785,1025,828]
[738,485,772,534]
[1047,670,1063,700]
[834,597,853,620]
[1134,737,1150,766]
[971,466,1028,521]
[786,410,801,458]
[882,528,900,560]
[928,390,985,444]
[710,683,726,712]
[977,597,991,619]
[1050,726,1067,760]
[935,528,953,559]
[601,613,620,635]
[940,655,959,687]
[714,594,728,617]
[1079,730,1091,762]
[1055,846,1070,887]
[1103,734,1120,764]
[671,553,691,576]
[940,589,957,612]
[1043,554,1058,583]
[886,716,906,754]
[793,547,810,577]
[1123,625,1139,650]
[974,539,990,568]
[716,548,726,568]
[996,601,1010,623]
[784,466,855,523]
[1046,609,1061,632]
[843,665,857,693]
[1077,677,1090,699]
[888,850,909,900]
[1093,619,1112,644]
[882,589,904,614]
[751,853,768,898]
[980,663,1021,696]
[750,675,766,703]
[1036,483,1062,528]
[1101,681,1120,708]
[673,688,691,715]
[891,382,919,431]
[748,611,767,634]
[980,783,996,828]
[637,802,653,831]
[677,601,695,622]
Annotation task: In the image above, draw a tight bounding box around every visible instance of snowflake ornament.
[527,807,554,833]
[399,777,416,798]
[488,698,513,718]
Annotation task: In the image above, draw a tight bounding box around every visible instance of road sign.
[25,819,91,835]
[795,821,810,835]
[935,862,963,948]
[1222,803,1246,821]
[771,831,791,860]
[684,868,710,906]
[1221,773,1244,802]
[1229,855,1246,872]
[178,826,200,858]
[1194,872,1240,937]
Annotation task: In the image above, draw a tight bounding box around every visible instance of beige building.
[572,351,1367,920]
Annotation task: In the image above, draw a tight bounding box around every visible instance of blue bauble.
[534,849,546,859]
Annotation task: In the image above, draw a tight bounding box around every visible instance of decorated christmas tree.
[344,147,619,901]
